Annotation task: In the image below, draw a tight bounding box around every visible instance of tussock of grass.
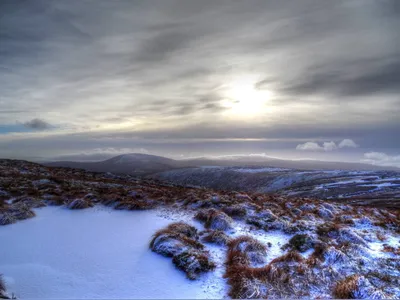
[227,236,268,265]
[195,208,233,231]
[287,234,314,252]
[222,205,247,219]
[149,222,215,279]
[0,213,17,226]
[66,198,94,209]
[115,199,156,210]
[0,274,9,299]
[0,275,6,293]
[270,250,304,264]
[9,203,36,220]
[167,222,198,239]
[172,249,216,280]
[200,230,230,246]
[333,275,378,299]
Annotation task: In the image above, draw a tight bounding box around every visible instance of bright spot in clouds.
[221,78,272,117]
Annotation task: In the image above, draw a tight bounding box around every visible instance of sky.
[0,0,399,167]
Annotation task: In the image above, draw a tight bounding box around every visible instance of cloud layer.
[363,152,400,168]
[0,0,399,159]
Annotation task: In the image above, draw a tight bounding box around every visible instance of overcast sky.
[1,0,399,166]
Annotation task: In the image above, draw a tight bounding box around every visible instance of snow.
[232,167,289,173]
[360,182,400,188]
[0,206,225,299]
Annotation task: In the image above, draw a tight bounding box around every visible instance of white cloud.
[323,141,337,151]
[296,139,359,152]
[362,152,400,168]
[296,142,324,151]
[338,139,358,148]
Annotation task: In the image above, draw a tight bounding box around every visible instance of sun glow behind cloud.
[221,78,273,118]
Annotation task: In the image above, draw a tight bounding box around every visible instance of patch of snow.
[0,206,225,299]
[232,167,289,173]
[360,182,400,188]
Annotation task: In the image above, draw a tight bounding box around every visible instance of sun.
[221,79,272,117]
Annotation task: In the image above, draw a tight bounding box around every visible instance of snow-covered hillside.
[0,159,399,299]
[151,167,400,208]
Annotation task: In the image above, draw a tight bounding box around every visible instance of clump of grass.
[227,236,268,266]
[333,275,376,299]
[222,205,247,219]
[168,222,198,239]
[287,234,314,252]
[115,199,157,210]
[270,250,304,264]
[376,231,387,242]
[149,222,215,279]
[200,230,231,246]
[66,199,94,209]
[172,249,216,280]
[316,222,341,236]
[224,268,267,299]
[10,203,36,220]
[382,245,400,255]
[195,209,233,231]
[150,228,203,257]
[0,274,6,293]
[0,213,17,226]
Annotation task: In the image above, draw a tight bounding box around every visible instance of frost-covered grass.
[1,159,400,299]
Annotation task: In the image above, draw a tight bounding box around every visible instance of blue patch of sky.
[0,124,34,134]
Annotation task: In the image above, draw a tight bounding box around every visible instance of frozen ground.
[0,206,225,299]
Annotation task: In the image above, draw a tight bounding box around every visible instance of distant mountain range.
[42,153,400,207]
[45,153,399,175]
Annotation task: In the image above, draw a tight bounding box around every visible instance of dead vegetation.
[333,274,383,299]
[0,213,16,226]
[1,159,400,298]
[149,222,215,279]
[200,230,231,246]
[0,275,9,299]
[66,199,94,209]
[194,208,233,231]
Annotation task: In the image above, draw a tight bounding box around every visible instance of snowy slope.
[0,206,224,299]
